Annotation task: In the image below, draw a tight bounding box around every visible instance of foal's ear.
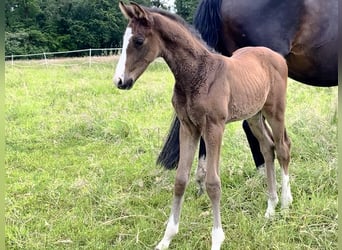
[119,1,152,24]
[130,2,149,19]
[119,1,134,19]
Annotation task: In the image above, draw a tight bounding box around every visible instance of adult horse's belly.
[286,44,337,87]
[286,0,338,87]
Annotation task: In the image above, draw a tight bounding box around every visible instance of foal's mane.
[144,6,215,51]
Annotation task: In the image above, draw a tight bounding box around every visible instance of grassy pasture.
[5,57,337,249]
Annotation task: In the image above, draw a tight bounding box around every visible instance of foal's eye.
[133,37,145,47]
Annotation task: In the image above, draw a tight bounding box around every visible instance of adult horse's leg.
[203,122,225,250]
[155,123,200,250]
[246,114,278,218]
[242,120,265,169]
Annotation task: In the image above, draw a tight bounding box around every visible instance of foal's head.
[114,2,161,90]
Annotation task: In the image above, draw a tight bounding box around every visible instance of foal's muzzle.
[115,77,134,90]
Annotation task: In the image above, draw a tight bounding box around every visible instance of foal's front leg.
[155,124,200,250]
[203,122,225,250]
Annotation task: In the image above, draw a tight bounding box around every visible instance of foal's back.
[229,46,287,81]
[215,46,288,122]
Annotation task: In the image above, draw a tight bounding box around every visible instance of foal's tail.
[194,0,223,49]
[156,115,180,170]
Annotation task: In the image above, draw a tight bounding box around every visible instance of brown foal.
[114,2,292,249]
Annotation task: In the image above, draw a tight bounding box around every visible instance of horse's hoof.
[264,210,275,219]
[155,243,168,250]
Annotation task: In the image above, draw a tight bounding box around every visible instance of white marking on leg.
[264,163,279,218]
[281,168,293,209]
[265,195,279,218]
[155,214,179,250]
[211,227,225,250]
[113,27,132,86]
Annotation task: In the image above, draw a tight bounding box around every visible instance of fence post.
[11,55,14,67]
[43,52,48,68]
[89,48,92,67]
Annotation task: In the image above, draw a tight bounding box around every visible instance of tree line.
[5,0,199,56]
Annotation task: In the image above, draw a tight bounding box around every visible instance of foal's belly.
[226,83,269,123]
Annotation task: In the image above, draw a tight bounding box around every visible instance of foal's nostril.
[115,76,134,90]
[116,78,123,87]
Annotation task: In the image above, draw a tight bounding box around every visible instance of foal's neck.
[155,16,214,86]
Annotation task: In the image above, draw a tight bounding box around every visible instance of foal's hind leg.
[265,117,292,210]
[246,114,278,218]
[195,138,207,195]
[279,130,292,210]
[156,123,200,250]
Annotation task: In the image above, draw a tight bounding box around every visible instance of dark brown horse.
[114,2,292,249]
[157,0,338,173]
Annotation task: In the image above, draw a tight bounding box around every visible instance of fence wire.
[5,48,122,68]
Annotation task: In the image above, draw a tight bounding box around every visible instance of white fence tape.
[5,48,122,67]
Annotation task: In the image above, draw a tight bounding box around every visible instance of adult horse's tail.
[194,0,223,49]
[157,0,223,170]
[156,115,180,169]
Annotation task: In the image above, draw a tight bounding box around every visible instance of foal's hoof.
[264,209,275,219]
[264,197,279,219]
[281,191,293,209]
[155,242,169,250]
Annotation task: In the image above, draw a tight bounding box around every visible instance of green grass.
[6,57,337,249]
